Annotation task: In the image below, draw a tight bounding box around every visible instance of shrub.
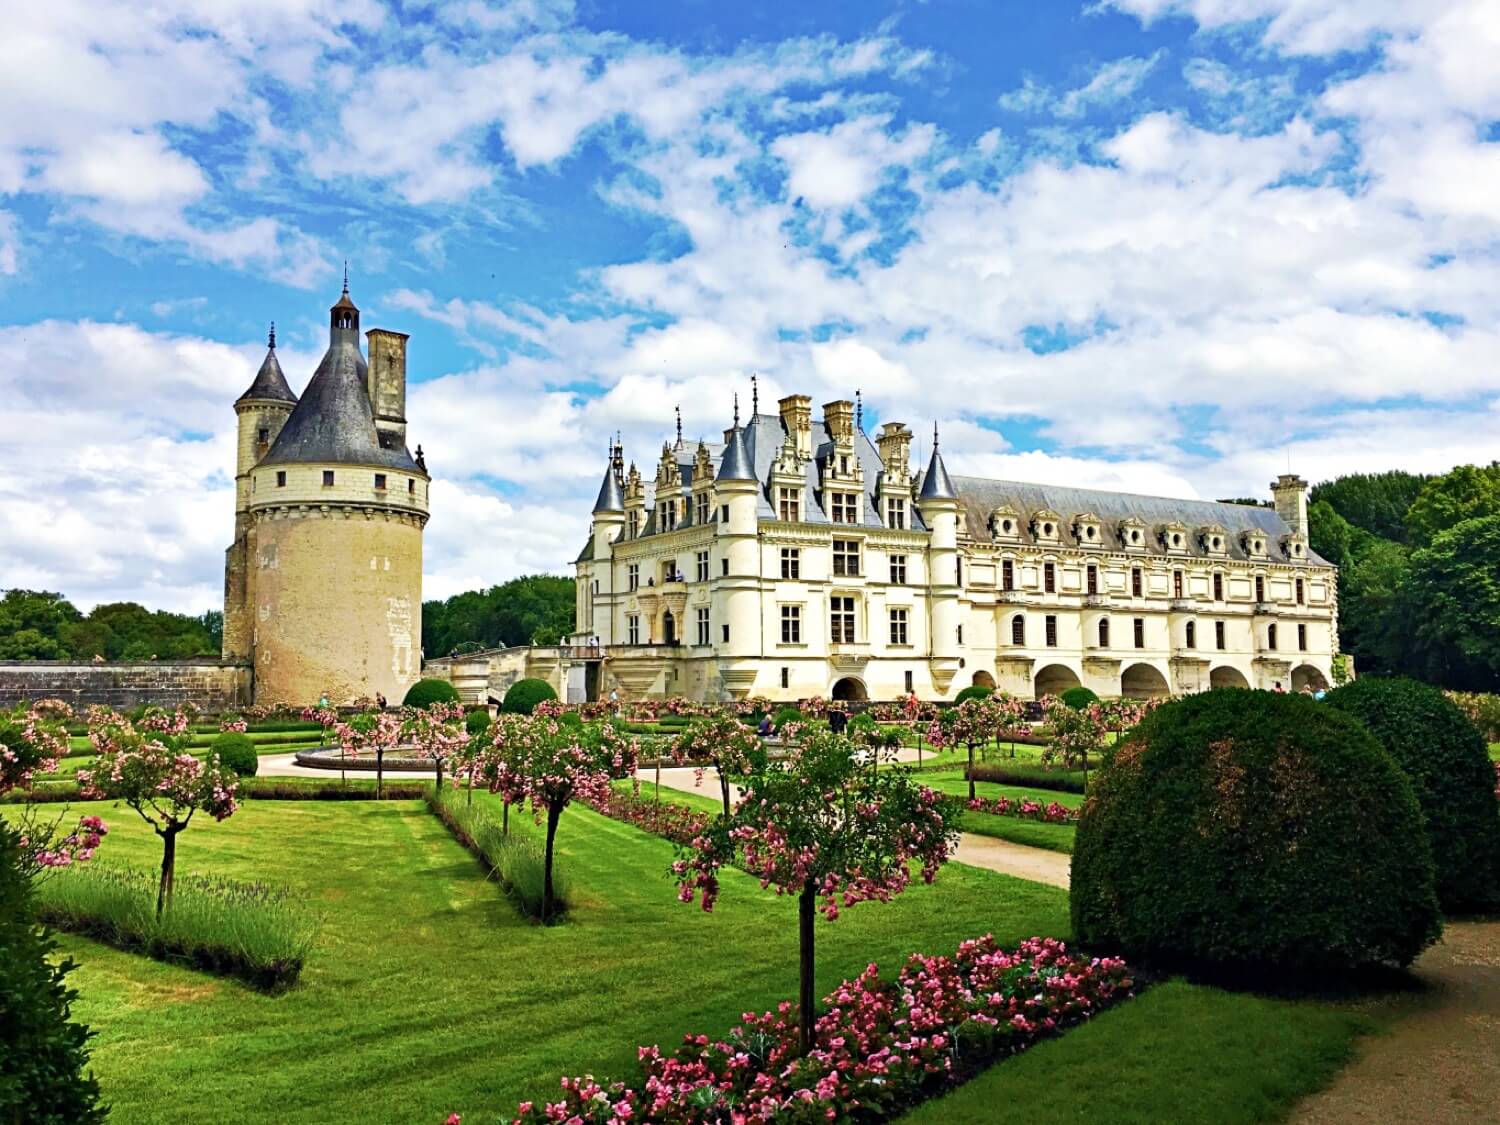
[772,705,805,729]
[1060,686,1100,709]
[33,861,317,991]
[402,678,460,709]
[557,710,584,728]
[955,685,994,705]
[1072,690,1441,974]
[213,732,258,777]
[1325,677,1500,911]
[501,678,557,715]
[464,708,493,738]
[0,821,107,1125]
[968,762,1086,794]
[427,789,569,921]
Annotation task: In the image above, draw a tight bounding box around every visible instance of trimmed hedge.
[213,732,259,777]
[464,708,493,737]
[1072,690,1441,974]
[967,762,1086,794]
[1325,677,1500,912]
[954,685,994,705]
[772,706,805,729]
[501,678,557,715]
[1060,686,1100,709]
[402,678,460,709]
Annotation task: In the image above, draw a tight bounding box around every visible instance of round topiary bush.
[464,708,492,737]
[402,678,460,709]
[502,678,557,715]
[1324,677,1500,912]
[955,685,994,705]
[1060,686,1100,710]
[772,705,805,729]
[212,732,258,777]
[1072,690,1441,974]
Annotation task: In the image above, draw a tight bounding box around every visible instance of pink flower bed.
[965,795,1079,825]
[507,934,1133,1123]
[583,789,713,848]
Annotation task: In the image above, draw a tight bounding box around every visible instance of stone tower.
[223,281,430,706]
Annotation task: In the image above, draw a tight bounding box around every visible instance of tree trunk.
[718,766,732,821]
[542,804,562,924]
[156,828,178,917]
[376,748,385,801]
[1082,749,1089,794]
[798,879,816,1056]
[967,743,976,801]
[435,757,443,794]
[503,800,510,834]
[655,755,661,803]
[467,764,474,806]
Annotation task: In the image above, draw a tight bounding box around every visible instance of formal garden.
[3,675,1500,1124]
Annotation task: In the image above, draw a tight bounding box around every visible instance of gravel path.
[1292,920,1500,1125]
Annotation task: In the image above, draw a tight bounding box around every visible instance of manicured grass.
[899,979,1382,1125]
[922,769,1080,854]
[56,793,1071,1124]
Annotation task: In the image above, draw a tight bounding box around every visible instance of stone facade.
[223,287,429,706]
[572,395,1341,703]
[0,661,251,710]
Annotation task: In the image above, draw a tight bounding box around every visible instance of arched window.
[1267,623,1278,650]
[1185,621,1196,649]
[1011,614,1025,646]
[1098,617,1110,648]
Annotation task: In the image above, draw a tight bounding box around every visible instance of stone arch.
[831,676,868,702]
[1121,662,1170,699]
[971,670,996,690]
[1034,663,1081,698]
[1291,664,1329,692]
[1209,665,1250,690]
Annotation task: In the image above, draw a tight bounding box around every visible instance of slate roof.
[716,425,755,481]
[918,442,957,501]
[592,462,625,513]
[237,343,297,405]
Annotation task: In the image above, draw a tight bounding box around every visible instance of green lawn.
[900,979,1381,1125]
[54,793,1069,1124]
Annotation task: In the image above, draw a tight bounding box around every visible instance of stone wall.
[0,661,252,710]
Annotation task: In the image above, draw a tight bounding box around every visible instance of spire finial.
[733,392,740,427]
[933,421,940,450]
[268,321,276,349]
[342,260,349,293]
[856,389,863,432]
[751,373,759,417]
[675,405,683,448]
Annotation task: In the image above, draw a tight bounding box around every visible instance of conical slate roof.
[237,332,297,405]
[592,461,624,513]
[918,434,957,501]
[716,424,755,481]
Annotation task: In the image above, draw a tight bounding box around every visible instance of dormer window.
[886,497,906,529]
[778,487,801,522]
[1200,524,1228,556]
[830,492,859,524]
[1281,534,1307,560]
[1159,521,1190,553]
[1031,509,1062,543]
[1119,518,1147,550]
[990,505,1021,540]
[1073,512,1102,548]
[1242,531,1267,558]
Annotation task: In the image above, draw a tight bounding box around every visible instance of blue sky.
[2,0,1498,612]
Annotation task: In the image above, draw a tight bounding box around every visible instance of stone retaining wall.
[0,661,252,710]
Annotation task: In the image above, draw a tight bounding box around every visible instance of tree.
[1311,470,1431,543]
[335,709,403,800]
[1409,516,1500,689]
[77,708,237,916]
[1043,696,1109,789]
[1405,463,1500,546]
[402,701,469,793]
[671,713,767,819]
[928,699,993,799]
[483,715,636,922]
[421,574,577,655]
[675,730,961,1055]
[0,701,109,877]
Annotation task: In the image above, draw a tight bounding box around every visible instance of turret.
[716,401,760,658]
[591,439,626,560]
[916,424,962,667]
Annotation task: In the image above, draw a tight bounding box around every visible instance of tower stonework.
[223,285,429,706]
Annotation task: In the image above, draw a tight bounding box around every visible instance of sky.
[2,0,1498,614]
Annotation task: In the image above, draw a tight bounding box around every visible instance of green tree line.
[0,591,221,660]
[422,574,576,657]
[1310,463,1500,690]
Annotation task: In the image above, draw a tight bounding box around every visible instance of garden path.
[1292,920,1500,1125]
[256,751,345,777]
[638,763,1073,889]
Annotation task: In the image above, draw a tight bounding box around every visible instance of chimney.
[823,399,855,444]
[1270,473,1308,535]
[779,394,812,460]
[366,329,410,447]
[876,422,912,476]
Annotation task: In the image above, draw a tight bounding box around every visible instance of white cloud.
[998,51,1164,117]
[773,116,935,209]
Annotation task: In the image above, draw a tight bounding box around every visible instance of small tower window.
[257,427,269,444]
[408,479,415,494]
[323,470,335,487]
[1186,621,1197,649]
[276,471,286,488]
[374,473,387,491]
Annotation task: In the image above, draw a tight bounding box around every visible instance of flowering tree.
[402,701,469,793]
[336,708,402,799]
[671,714,767,819]
[0,702,109,879]
[988,691,1029,758]
[219,713,248,733]
[78,712,236,915]
[484,716,637,922]
[928,699,993,800]
[1042,696,1110,788]
[675,729,962,1054]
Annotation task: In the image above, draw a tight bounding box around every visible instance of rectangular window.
[781,667,790,689]
[695,551,709,583]
[778,489,800,522]
[322,470,335,487]
[889,554,907,584]
[1133,617,1145,649]
[628,511,640,538]
[956,556,963,586]
[721,505,729,523]
[831,492,858,524]
[1186,621,1197,649]
[721,558,729,576]
[1298,623,1307,651]
[1002,559,1015,591]
[1173,570,1184,598]
[1215,620,1226,650]
[696,608,710,646]
[1011,615,1025,645]
[374,473,387,491]
[1296,578,1305,605]
[408,478,415,494]
[1213,572,1224,601]
[832,539,860,577]
[627,615,639,645]
[1255,575,1266,603]
[276,470,286,487]
[1268,623,1278,650]
[659,501,675,531]
[1045,614,1058,647]
[781,605,802,645]
[695,493,710,526]
[781,548,801,580]
[1099,617,1110,648]
[957,623,964,644]
[1044,562,1056,593]
[721,623,729,644]
[904,670,914,694]
[1131,567,1143,597]
[257,427,269,444]
[662,561,677,584]
[627,564,639,591]
[830,597,855,644]
[889,608,909,646]
[1086,565,1098,596]
[886,497,906,529]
